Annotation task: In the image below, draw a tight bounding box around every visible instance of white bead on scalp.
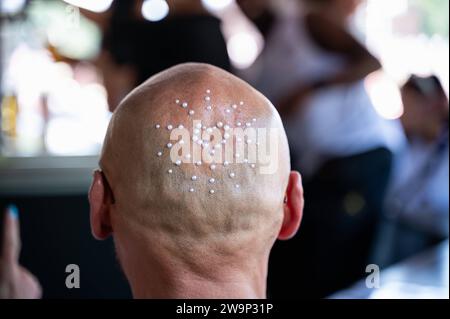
[178,124,184,129]
[232,104,237,109]
[175,99,180,104]
[206,105,212,111]
[155,124,161,129]
[167,125,173,130]
[252,118,257,122]
[175,160,182,166]
[157,152,163,157]
[205,96,211,101]
[223,161,230,166]
[229,172,235,178]
[217,122,224,128]
[210,164,216,170]
[196,161,202,166]
[167,143,173,148]
[251,164,256,168]
[209,190,215,194]
[209,178,215,184]
[189,110,195,116]
[206,89,211,94]
[239,101,244,106]
[168,169,173,174]
[192,176,198,181]
[226,109,231,113]
[236,122,242,127]
[235,184,240,188]
[190,188,195,193]
[182,102,188,108]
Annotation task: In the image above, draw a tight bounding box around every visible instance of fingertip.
[7,204,19,219]
[22,269,43,299]
[291,171,302,185]
[31,275,43,299]
[297,171,302,183]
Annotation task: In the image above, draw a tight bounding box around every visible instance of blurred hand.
[0,206,42,299]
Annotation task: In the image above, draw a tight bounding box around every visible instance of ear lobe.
[278,171,304,240]
[89,170,113,240]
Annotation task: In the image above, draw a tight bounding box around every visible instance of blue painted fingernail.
[7,204,19,219]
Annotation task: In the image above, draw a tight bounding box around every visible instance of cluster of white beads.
[156,96,261,196]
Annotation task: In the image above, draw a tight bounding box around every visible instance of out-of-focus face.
[400,75,449,138]
[400,86,428,136]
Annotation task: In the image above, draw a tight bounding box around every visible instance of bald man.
[0,63,303,299]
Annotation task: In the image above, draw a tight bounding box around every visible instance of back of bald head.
[100,63,291,258]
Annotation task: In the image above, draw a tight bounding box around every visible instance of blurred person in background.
[238,0,392,297]
[82,0,231,111]
[374,75,449,268]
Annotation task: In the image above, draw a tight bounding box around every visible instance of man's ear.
[88,170,114,240]
[278,171,304,240]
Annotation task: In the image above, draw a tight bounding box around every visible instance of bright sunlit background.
[62,0,114,13]
[363,0,449,120]
[0,0,448,157]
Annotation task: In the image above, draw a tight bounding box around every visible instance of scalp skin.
[100,63,291,273]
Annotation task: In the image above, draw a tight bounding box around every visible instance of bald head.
[90,63,302,297]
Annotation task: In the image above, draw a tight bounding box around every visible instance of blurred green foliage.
[415,0,449,38]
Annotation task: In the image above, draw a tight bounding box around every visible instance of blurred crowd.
[1,0,448,298]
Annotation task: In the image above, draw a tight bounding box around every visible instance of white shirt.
[243,12,391,176]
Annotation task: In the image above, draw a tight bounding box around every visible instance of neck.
[114,222,272,299]
[117,237,270,299]
[129,259,268,299]
[133,273,266,299]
